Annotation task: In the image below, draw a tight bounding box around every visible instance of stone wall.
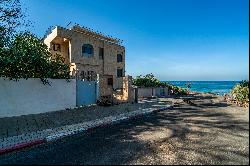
[113,76,135,103]
[98,74,113,97]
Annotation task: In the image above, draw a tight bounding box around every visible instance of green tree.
[0,1,70,84]
[0,0,27,47]
[0,32,70,84]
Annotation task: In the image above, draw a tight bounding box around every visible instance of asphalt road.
[0,94,249,165]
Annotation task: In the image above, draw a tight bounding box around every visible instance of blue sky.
[21,0,249,81]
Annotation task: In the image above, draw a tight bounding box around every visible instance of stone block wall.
[113,76,135,104]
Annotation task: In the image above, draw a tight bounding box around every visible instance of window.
[99,47,104,60]
[117,54,123,62]
[87,71,91,80]
[107,78,113,86]
[117,68,123,77]
[78,71,96,81]
[80,71,85,80]
[82,44,93,57]
[52,43,61,52]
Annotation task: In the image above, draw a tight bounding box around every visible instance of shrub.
[132,74,188,95]
[132,73,168,87]
[230,80,249,107]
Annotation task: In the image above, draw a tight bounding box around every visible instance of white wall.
[0,78,76,118]
[138,87,169,98]
[153,87,169,97]
[138,88,153,98]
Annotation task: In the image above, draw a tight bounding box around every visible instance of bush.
[0,32,70,84]
[132,74,188,95]
[230,80,249,107]
[168,84,188,95]
[132,73,168,87]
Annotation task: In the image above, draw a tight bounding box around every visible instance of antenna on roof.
[66,21,72,28]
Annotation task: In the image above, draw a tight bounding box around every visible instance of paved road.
[0,94,249,165]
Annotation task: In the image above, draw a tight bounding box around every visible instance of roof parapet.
[43,24,124,46]
[71,24,123,45]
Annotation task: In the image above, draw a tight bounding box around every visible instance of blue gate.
[76,80,97,106]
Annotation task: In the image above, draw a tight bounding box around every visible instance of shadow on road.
[0,94,249,165]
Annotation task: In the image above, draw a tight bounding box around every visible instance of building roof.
[43,24,124,46]
[71,25,123,45]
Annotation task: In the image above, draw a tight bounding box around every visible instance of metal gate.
[76,80,97,106]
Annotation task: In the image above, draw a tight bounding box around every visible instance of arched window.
[82,44,93,57]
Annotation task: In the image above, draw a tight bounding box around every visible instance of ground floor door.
[76,80,97,106]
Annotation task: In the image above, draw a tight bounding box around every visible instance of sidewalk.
[0,98,173,154]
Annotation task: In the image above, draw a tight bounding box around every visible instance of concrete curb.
[0,105,172,155]
[0,139,45,155]
[44,106,171,142]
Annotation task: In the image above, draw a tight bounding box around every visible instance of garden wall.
[0,78,76,117]
[138,87,169,98]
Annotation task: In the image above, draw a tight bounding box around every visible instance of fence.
[0,78,76,117]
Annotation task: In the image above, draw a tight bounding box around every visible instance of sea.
[164,81,240,96]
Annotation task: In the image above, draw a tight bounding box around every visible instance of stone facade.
[44,25,134,103]
[113,76,135,104]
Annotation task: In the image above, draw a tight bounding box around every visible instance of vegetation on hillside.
[230,80,249,107]
[132,74,188,95]
[0,0,70,84]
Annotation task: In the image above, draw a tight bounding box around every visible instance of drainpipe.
[102,42,105,74]
[96,74,100,102]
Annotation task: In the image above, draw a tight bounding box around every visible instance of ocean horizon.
[163,81,240,96]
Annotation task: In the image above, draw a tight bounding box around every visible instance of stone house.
[43,25,134,104]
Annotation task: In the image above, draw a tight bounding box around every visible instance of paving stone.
[5,119,18,138]
[0,98,172,150]
[34,118,47,131]
[16,117,30,136]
